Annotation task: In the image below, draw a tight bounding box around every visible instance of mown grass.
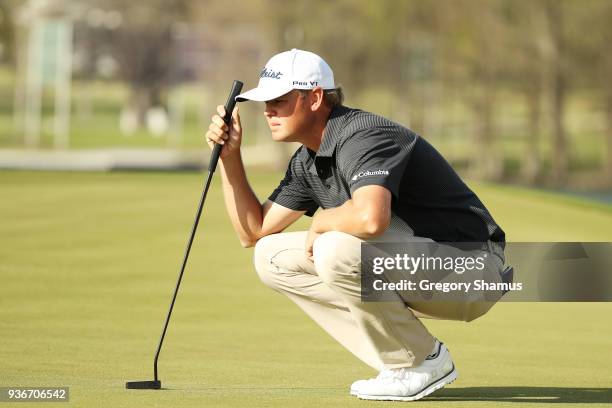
[1,170,611,408]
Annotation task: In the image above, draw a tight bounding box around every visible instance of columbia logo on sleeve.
[351,169,390,181]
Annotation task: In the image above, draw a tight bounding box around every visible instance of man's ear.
[310,87,324,111]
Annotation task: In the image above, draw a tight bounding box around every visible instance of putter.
[126,80,244,390]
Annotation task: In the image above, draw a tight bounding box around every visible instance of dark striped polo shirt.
[268,105,505,243]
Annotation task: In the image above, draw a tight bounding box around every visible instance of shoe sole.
[357,365,458,401]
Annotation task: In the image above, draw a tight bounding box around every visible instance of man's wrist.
[220,150,242,167]
[311,211,326,233]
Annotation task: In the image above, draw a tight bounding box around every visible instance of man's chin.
[271,131,290,142]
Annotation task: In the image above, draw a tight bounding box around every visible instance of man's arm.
[306,126,411,250]
[304,185,391,258]
[219,153,305,247]
[312,185,391,238]
[206,105,304,247]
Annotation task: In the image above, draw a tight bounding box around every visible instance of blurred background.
[2,2,612,405]
[0,0,611,194]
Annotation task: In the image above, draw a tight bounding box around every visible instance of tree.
[0,0,19,65]
[433,0,510,181]
[542,0,569,186]
[502,0,549,184]
[584,0,612,185]
[80,0,192,129]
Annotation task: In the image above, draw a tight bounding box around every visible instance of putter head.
[126,380,161,390]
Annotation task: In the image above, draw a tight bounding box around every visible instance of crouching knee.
[253,234,282,289]
[253,233,308,290]
[313,231,362,286]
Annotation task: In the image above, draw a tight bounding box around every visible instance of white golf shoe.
[351,341,457,401]
[349,379,367,396]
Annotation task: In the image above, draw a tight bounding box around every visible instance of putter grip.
[208,80,244,173]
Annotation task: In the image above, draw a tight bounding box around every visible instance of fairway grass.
[1,171,611,407]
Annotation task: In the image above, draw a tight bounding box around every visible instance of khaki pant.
[253,227,504,370]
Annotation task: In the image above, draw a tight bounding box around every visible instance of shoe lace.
[377,368,412,380]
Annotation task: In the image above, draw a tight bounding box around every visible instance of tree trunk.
[470,83,502,181]
[546,0,568,186]
[606,93,612,185]
[522,88,543,184]
[550,69,568,185]
[128,85,162,128]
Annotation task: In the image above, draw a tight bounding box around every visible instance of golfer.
[205,49,507,401]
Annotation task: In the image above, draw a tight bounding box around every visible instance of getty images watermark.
[361,242,612,302]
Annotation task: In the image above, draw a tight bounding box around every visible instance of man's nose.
[264,107,275,118]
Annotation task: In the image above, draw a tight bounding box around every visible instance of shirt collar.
[299,105,351,176]
[317,105,351,158]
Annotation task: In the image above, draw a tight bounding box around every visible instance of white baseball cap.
[236,48,335,102]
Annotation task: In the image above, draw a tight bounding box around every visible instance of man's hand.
[305,223,321,261]
[205,105,242,159]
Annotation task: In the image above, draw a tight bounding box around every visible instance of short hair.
[297,87,344,109]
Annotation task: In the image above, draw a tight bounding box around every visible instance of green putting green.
[1,170,611,407]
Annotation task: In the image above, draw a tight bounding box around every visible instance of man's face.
[263,90,312,142]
